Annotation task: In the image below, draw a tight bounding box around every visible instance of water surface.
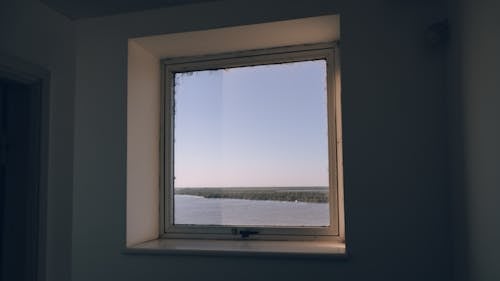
[174,195,329,226]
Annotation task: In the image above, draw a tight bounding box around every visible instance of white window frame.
[160,42,343,242]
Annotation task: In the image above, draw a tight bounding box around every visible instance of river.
[174,195,329,226]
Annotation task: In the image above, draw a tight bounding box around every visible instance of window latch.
[235,229,259,238]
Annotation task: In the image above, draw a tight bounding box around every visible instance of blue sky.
[173,60,329,188]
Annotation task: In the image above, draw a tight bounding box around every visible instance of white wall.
[72,1,452,280]
[126,41,160,246]
[460,0,500,280]
[0,1,75,281]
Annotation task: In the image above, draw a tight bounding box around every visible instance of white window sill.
[124,239,347,258]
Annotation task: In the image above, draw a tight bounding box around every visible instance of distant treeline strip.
[175,187,329,203]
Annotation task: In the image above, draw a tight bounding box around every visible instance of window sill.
[124,238,347,258]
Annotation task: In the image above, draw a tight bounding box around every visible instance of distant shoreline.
[175,187,329,203]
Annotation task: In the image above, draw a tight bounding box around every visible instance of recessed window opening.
[161,43,341,240]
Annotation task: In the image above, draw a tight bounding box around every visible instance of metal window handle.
[239,230,259,238]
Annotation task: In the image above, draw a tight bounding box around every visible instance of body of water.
[174,195,329,226]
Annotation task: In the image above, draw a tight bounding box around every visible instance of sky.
[173,60,329,188]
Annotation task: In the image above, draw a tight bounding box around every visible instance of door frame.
[0,54,50,281]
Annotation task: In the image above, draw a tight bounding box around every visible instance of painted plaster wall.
[72,1,452,281]
[0,1,75,281]
[460,0,500,280]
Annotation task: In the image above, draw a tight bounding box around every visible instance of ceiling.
[40,0,216,20]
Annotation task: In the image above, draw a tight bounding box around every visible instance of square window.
[161,43,342,240]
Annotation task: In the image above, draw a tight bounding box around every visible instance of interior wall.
[73,1,451,281]
[446,0,468,280]
[460,0,500,280]
[0,1,75,281]
[126,41,160,246]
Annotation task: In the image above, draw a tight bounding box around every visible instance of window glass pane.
[173,60,329,227]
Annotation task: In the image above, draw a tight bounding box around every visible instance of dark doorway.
[0,78,41,281]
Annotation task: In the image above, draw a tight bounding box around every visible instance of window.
[160,43,343,241]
